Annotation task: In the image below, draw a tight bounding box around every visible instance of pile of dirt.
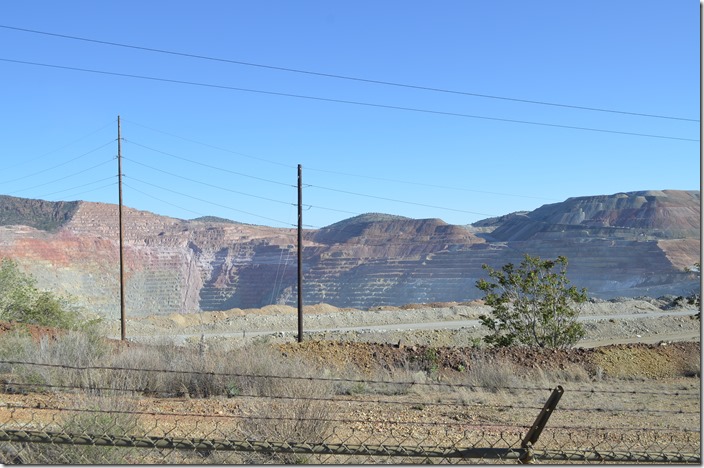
[278,340,701,379]
[591,342,701,379]
[0,320,64,342]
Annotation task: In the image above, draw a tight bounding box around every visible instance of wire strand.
[0,119,115,172]
[308,183,498,217]
[124,139,293,187]
[0,58,698,143]
[0,24,697,123]
[123,156,294,206]
[125,176,296,227]
[7,158,115,195]
[3,359,698,396]
[0,140,114,185]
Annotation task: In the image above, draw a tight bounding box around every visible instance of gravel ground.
[105,297,701,349]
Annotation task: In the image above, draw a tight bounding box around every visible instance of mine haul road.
[127,309,699,348]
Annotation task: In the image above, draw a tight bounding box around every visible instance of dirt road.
[109,298,700,348]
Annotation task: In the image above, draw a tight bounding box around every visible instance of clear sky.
[0,1,699,229]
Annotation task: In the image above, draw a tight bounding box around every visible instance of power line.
[123,139,292,187]
[123,156,294,207]
[122,118,294,169]
[0,24,697,123]
[306,167,560,202]
[126,176,295,227]
[35,176,117,199]
[122,182,206,218]
[0,119,115,172]
[8,158,115,195]
[308,183,498,218]
[0,140,114,185]
[5,129,493,228]
[124,118,560,204]
[1,58,698,143]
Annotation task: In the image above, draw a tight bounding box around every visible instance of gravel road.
[107,298,700,348]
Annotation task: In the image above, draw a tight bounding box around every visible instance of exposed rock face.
[0,190,698,317]
[487,190,700,241]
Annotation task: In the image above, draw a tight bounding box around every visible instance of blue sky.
[0,1,699,228]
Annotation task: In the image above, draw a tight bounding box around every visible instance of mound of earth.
[278,340,700,380]
[1,317,699,381]
[0,321,65,342]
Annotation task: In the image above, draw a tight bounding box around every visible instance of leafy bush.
[0,258,94,330]
[476,254,587,348]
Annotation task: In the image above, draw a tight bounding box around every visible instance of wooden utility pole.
[297,164,303,343]
[117,116,126,341]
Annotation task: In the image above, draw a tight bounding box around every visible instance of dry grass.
[0,330,699,463]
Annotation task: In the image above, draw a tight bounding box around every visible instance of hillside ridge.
[0,190,698,316]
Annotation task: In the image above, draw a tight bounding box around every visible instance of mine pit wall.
[494,238,700,300]
[297,249,488,309]
[6,233,699,318]
[282,237,700,310]
[194,242,291,311]
[0,199,699,318]
[0,225,122,318]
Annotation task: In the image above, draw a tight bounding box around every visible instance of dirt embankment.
[105,297,700,352]
[2,297,699,381]
[277,340,700,380]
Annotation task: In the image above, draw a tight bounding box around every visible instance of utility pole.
[297,164,303,343]
[117,116,126,341]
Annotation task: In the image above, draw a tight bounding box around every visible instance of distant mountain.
[0,190,698,317]
[0,195,79,232]
[189,216,240,225]
[484,190,700,241]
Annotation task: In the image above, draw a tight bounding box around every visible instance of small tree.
[476,254,587,348]
[0,258,89,329]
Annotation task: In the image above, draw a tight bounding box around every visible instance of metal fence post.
[519,385,564,464]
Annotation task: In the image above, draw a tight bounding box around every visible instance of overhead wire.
[0,58,698,143]
[307,183,498,218]
[126,175,295,227]
[122,118,294,169]
[7,157,115,195]
[0,24,698,123]
[122,156,294,206]
[121,118,562,204]
[306,167,560,201]
[120,120,550,221]
[0,139,115,185]
[35,176,117,199]
[270,209,297,305]
[123,139,292,187]
[0,118,115,172]
[123,182,209,219]
[0,125,494,229]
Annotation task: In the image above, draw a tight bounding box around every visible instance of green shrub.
[0,258,96,330]
[476,254,587,348]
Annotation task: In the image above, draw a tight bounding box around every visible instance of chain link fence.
[0,358,699,464]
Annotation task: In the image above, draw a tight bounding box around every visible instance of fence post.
[519,385,564,464]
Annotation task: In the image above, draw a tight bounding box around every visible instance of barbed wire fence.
[0,359,699,464]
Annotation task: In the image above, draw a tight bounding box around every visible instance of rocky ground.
[0,296,699,463]
[95,296,702,382]
[106,296,700,350]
